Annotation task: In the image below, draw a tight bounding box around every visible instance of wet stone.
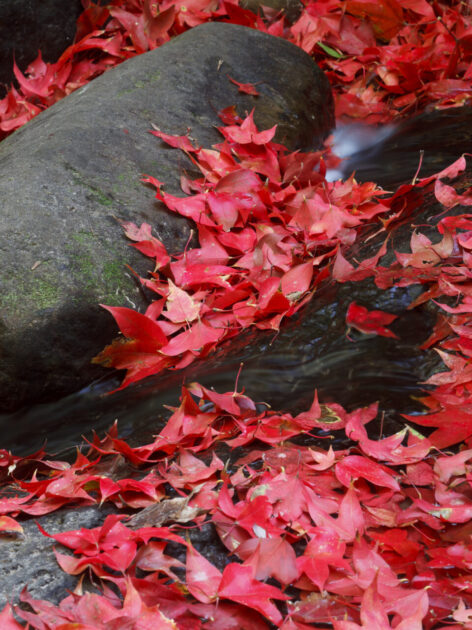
[0,22,333,413]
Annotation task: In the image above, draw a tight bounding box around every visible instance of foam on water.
[326,122,397,181]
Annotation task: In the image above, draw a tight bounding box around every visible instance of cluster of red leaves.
[293,0,472,121]
[333,155,472,450]
[3,0,472,628]
[0,113,466,628]
[2,0,472,138]
[93,112,472,399]
[2,379,472,628]
[1,136,472,627]
[93,109,398,388]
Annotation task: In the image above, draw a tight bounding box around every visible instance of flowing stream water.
[3,107,471,456]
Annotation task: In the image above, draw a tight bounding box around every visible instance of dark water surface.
[2,278,442,455]
[3,107,471,456]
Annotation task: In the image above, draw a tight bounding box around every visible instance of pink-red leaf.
[218,563,288,624]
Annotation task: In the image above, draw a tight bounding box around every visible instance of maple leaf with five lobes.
[219,110,277,145]
[305,485,364,543]
[297,527,351,591]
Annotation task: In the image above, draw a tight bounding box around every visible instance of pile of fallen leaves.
[2,363,472,628]
[2,0,472,136]
[2,0,472,628]
[2,111,472,629]
[92,109,394,389]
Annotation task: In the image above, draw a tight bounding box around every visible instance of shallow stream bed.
[3,106,471,457]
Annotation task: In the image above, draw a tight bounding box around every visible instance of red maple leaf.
[217,563,288,624]
[346,0,404,41]
[346,302,399,338]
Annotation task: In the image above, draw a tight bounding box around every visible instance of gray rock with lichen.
[0,21,334,413]
[0,505,112,610]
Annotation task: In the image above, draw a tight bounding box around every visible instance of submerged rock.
[0,22,333,412]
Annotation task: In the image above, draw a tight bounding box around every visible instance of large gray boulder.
[0,0,82,96]
[0,22,334,412]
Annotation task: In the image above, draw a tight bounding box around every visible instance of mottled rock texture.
[0,22,334,412]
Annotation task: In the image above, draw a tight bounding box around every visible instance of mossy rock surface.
[0,22,334,411]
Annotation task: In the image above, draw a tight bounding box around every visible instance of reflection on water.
[4,107,471,456]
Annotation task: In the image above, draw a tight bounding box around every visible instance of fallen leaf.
[346,302,398,338]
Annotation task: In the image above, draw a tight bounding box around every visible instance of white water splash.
[326,122,397,181]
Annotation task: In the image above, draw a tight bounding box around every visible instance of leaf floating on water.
[346,302,398,338]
